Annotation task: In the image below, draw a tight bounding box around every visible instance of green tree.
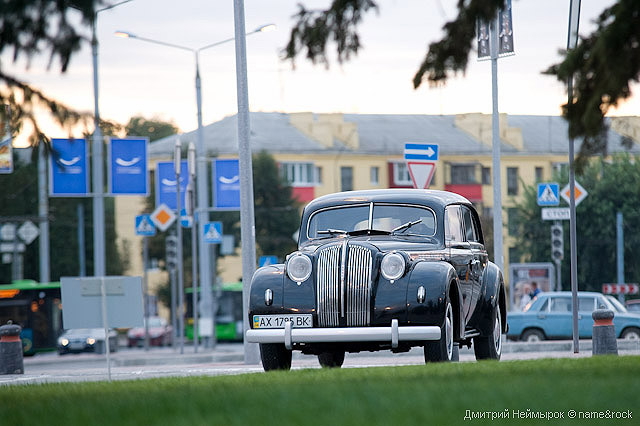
[284,0,640,169]
[253,151,301,259]
[125,116,179,142]
[511,154,640,291]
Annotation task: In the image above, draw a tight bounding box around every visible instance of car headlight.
[60,338,69,346]
[286,253,312,283]
[87,338,96,345]
[381,252,406,281]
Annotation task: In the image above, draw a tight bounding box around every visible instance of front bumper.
[245,319,441,350]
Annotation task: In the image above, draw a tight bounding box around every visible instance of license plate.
[253,314,312,329]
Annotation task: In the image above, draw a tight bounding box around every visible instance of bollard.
[592,309,618,356]
[0,320,24,374]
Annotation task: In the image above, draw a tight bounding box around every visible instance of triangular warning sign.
[205,226,221,240]
[407,162,436,189]
[137,217,154,233]
[539,185,558,203]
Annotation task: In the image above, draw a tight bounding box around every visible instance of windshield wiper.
[347,228,391,236]
[391,219,423,234]
[317,228,347,236]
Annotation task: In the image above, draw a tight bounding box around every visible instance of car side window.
[578,297,595,312]
[461,206,478,242]
[445,206,463,242]
[550,297,571,312]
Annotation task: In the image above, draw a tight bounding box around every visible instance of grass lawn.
[1,356,638,426]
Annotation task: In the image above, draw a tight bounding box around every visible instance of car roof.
[304,189,471,212]
[536,291,604,297]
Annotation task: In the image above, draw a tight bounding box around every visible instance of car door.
[445,205,473,320]
[578,296,596,337]
[461,205,486,319]
[546,296,573,338]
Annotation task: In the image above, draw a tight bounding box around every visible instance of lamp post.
[90,0,134,278]
[116,24,275,348]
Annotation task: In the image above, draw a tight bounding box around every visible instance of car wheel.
[474,302,502,360]
[317,350,345,368]
[621,327,640,340]
[424,297,454,362]
[259,343,292,371]
[521,328,545,342]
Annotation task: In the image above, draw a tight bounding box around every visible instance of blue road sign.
[213,159,240,210]
[537,183,560,206]
[259,255,278,267]
[203,222,223,244]
[156,161,189,210]
[180,208,192,228]
[135,214,156,236]
[0,134,13,174]
[50,138,89,196]
[404,143,439,162]
[109,138,148,195]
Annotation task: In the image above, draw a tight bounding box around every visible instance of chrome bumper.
[245,319,441,350]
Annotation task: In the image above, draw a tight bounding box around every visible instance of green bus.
[0,280,63,355]
[185,281,244,341]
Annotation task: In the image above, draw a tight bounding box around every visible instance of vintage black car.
[246,189,507,370]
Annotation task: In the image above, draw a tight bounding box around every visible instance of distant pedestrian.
[529,281,541,299]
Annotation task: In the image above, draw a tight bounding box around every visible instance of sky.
[4,0,638,147]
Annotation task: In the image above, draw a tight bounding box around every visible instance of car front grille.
[316,242,372,327]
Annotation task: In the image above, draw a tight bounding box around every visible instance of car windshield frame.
[306,202,438,241]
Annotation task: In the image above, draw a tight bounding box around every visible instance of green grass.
[1,356,639,426]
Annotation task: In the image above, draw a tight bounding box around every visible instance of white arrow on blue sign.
[203,222,223,244]
[537,183,560,206]
[404,143,439,162]
[135,214,156,236]
[180,208,192,228]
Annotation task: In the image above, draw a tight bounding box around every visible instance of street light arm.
[197,24,276,53]
[97,0,134,14]
[115,31,194,53]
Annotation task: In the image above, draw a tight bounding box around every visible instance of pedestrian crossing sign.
[537,183,560,206]
[135,214,156,236]
[203,222,223,244]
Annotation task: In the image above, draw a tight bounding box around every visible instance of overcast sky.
[4,0,637,147]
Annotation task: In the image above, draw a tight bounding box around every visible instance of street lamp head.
[114,31,136,38]
[255,24,276,33]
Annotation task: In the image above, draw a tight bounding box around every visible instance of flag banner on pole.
[49,138,89,196]
[498,0,515,56]
[109,138,149,195]
[477,19,491,61]
[0,106,12,174]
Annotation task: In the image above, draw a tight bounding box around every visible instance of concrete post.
[592,309,618,356]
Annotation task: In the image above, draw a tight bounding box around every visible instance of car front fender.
[248,265,285,325]
[470,261,507,336]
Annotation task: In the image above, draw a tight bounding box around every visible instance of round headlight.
[60,338,69,346]
[381,252,406,281]
[286,253,312,283]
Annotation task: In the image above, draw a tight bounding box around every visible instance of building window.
[482,167,491,185]
[393,162,412,186]
[507,167,518,195]
[279,162,320,186]
[450,164,477,184]
[370,166,379,186]
[507,207,519,236]
[535,167,543,183]
[341,166,353,191]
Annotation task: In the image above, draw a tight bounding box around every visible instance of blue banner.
[213,159,240,210]
[49,138,89,196]
[156,161,189,210]
[109,138,148,195]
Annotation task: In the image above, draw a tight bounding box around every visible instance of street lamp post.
[90,0,133,278]
[116,24,275,348]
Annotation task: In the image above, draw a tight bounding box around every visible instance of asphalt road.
[1,340,639,386]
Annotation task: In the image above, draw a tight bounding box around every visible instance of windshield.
[606,296,627,313]
[307,203,436,239]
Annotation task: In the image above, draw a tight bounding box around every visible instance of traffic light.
[551,224,564,262]
[166,235,178,270]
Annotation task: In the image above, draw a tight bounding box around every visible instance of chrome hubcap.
[445,302,453,360]
[494,305,502,355]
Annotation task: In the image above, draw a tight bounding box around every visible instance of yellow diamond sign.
[560,181,588,207]
[150,203,176,232]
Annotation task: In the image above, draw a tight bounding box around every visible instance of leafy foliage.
[510,155,640,291]
[125,116,180,142]
[0,1,106,146]
[285,0,639,168]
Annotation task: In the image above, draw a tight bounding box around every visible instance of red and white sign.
[602,283,639,295]
[407,162,436,189]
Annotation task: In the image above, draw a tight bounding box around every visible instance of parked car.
[625,299,640,313]
[507,291,640,341]
[246,189,507,370]
[127,316,172,347]
[57,328,118,354]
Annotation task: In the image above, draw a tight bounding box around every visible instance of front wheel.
[318,350,345,368]
[473,303,502,360]
[260,343,292,371]
[424,298,454,362]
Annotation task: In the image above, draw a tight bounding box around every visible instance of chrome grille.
[316,245,340,327]
[316,243,372,327]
